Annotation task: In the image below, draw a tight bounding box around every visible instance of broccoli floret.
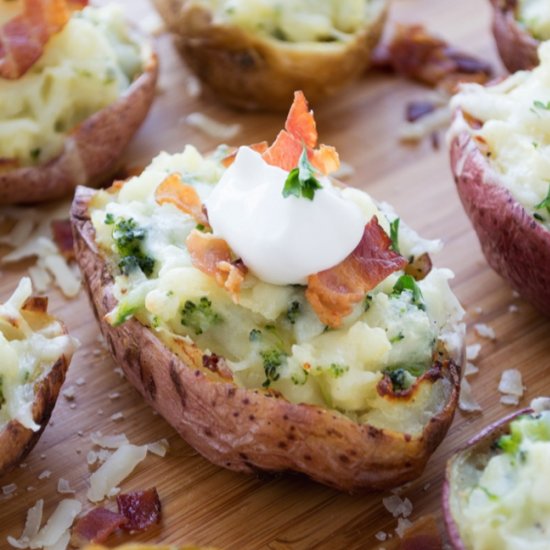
[180,297,222,335]
[385,367,416,392]
[111,217,155,277]
[260,349,285,388]
[286,301,300,324]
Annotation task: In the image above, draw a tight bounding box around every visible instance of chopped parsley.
[282,148,322,201]
[390,332,405,344]
[392,274,425,310]
[286,301,301,324]
[364,294,373,311]
[112,217,155,277]
[104,213,115,225]
[260,349,285,387]
[180,297,223,335]
[249,328,262,342]
[389,218,400,254]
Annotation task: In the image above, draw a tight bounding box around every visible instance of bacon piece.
[405,252,432,281]
[51,219,75,261]
[306,218,407,328]
[262,91,340,175]
[155,173,209,227]
[116,488,162,532]
[186,230,247,297]
[285,90,318,148]
[0,0,71,79]
[378,24,493,93]
[221,141,268,168]
[70,507,127,546]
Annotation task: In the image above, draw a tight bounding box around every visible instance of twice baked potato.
[0,278,77,477]
[0,3,158,205]
[72,93,464,492]
[449,42,550,317]
[443,405,550,549]
[154,0,388,110]
[490,0,542,72]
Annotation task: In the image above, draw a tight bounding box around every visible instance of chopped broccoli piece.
[180,297,222,335]
[286,301,301,324]
[249,329,262,342]
[260,349,285,387]
[328,363,349,378]
[112,217,155,277]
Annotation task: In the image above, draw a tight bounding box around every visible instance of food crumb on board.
[473,323,496,340]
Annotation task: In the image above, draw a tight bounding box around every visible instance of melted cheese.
[451,41,550,230]
[0,5,144,165]
[90,146,464,428]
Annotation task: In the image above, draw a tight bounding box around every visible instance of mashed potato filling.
[458,412,550,550]
[451,42,550,230]
[519,0,550,40]
[0,5,144,166]
[201,0,382,43]
[90,146,463,430]
[0,278,76,431]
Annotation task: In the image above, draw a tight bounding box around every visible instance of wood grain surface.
[1,0,549,548]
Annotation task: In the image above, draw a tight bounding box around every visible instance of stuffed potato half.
[72,95,464,492]
[490,0,544,72]
[443,405,550,550]
[0,4,158,205]
[449,42,550,316]
[0,278,77,477]
[154,0,388,111]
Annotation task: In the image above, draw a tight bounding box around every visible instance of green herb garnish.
[282,148,322,201]
[30,148,41,162]
[535,184,550,214]
[389,218,400,254]
[328,363,349,378]
[249,328,262,342]
[533,100,550,111]
[286,301,301,324]
[392,274,425,310]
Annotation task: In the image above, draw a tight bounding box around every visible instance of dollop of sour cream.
[206,146,365,285]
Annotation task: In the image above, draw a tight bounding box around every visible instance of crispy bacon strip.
[186,230,247,297]
[70,507,127,546]
[262,91,339,175]
[51,219,75,261]
[155,173,209,227]
[0,0,88,79]
[306,218,407,328]
[375,24,493,93]
[116,488,162,532]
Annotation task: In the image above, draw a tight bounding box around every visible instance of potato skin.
[0,316,71,478]
[449,117,550,317]
[72,185,462,492]
[490,0,539,72]
[442,409,530,550]
[0,52,158,205]
[154,0,388,111]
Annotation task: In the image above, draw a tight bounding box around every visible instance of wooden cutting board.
[1,0,549,548]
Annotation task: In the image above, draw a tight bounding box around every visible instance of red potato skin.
[72,185,462,493]
[443,409,531,550]
[0,53,158,205]
[491,0,539,72]
[0,326,71,478]
[450,123,550,317]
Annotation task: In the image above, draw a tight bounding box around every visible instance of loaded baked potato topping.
[201,0,382,44]
[449,411,550,550]
[88,93,463,433]
[0,277,76,431]
[451,41,550,230]
[518,0,550,40]
[0,2,146,166]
